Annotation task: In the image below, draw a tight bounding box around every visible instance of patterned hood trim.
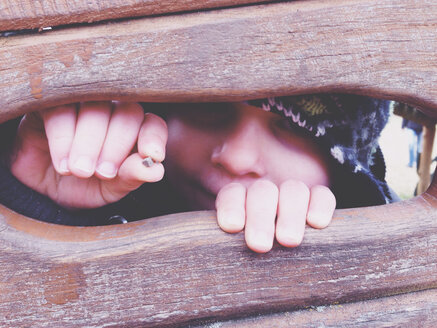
[247,94,392,204]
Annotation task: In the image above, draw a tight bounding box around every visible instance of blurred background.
[380,102,437,200]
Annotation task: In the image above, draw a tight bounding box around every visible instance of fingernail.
[277,231,303,247]
[247,232,273,253]
[59,158,70,174]
[255,233,273,248]
[307,211,331,229]
[149,144,164,161]
[218,209,244,232]
[96,161,117,178]
[73,156,94,175]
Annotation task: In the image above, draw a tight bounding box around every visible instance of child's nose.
[211,121,266,177]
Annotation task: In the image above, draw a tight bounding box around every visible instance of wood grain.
[1,192,437,327]
[0,0,267,32]
[0,0,437,123]
[1,0,437,326]
[417,125,436,194]
[207,288,437,328]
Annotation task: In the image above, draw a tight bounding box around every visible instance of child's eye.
[272,117,311,141]
[273,118,298,136]
[179,103,235,129]
[274,118,293,132]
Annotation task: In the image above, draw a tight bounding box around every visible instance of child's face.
[165,102,331,210]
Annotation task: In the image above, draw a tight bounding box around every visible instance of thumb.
[12,112,47,160]
[9,112,52,191]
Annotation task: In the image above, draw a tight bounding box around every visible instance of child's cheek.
[268,140,332,188]
[166,118,213,177]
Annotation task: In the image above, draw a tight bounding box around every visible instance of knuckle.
[250,179,278,193]
[221,182,245,193]
[280,179,309,193]
[280,181,310,202]
[312,184,330,193]
[108,134,136,151]
[76,131,104,142]
[145,113,168,129]
[116,102,144,119]
[51,134,73,144]
[311,185,336,201]
[81,101,112,110]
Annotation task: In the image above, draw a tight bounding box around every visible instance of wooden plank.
[0,0,270,32]
[417,125,436,194]
[393,102,437,128]
[0,0,437,123]
[1,193,437,326]
[208,288,437,328]
[1,0,437,326]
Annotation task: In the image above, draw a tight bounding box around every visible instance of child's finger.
[306,185,336,229]
[275,180,310,247]
[245,179,278,253]
[68,102,112,178]
[216,183,246,233]
[95,102,144,179]
[137,113,168,163]
[41,104,77,175]
[110,152,165,196]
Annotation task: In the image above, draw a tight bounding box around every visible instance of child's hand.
[216,179,336,253]
[10,101,167,209]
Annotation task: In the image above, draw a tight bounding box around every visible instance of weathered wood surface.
[207,288,437,328]
[1,0,437,326]
[1,0,437,123]
[1,191,437,327]
[0,0,267,32]
[393,103,437,128]
[417,125,436,195]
